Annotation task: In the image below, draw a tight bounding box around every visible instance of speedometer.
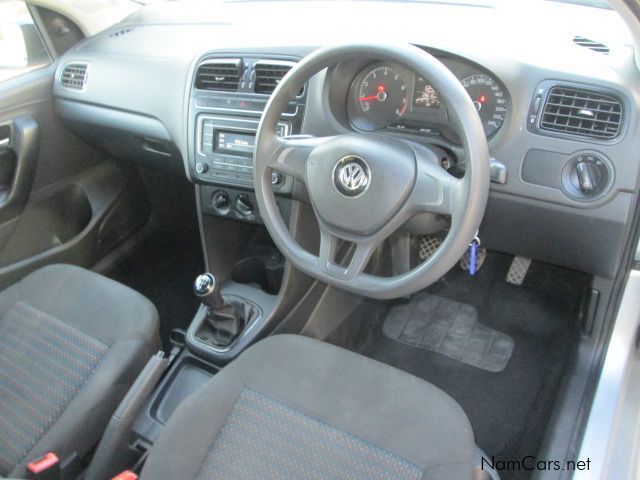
[461,74,507,138]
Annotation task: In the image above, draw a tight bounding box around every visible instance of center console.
[114,55,327,473]
[183,54,314,366]
[188,55,306,224]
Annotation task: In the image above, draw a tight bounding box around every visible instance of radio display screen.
[215,131,255,156]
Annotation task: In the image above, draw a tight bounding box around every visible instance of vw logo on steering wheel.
[333,156,370,197]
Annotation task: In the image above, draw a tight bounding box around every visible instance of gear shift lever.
[194,273,245,347]
[194,273,225,310]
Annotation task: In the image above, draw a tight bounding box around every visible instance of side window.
[0,1,51,83]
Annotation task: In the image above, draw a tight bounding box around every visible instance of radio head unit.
[189,55,306,194]
[194,116,289,188]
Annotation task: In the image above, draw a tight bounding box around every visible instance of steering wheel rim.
[254,43,490,300]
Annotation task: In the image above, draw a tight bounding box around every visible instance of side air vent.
[573,36,610,54]
[254,61,296,95]
[195,59,242,92]
[60,63,88,90]
[540,86,622,140]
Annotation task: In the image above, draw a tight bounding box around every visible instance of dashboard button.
[271,171,283,185]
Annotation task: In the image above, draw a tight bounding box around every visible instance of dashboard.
[49,0,640,280]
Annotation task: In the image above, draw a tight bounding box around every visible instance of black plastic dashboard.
[50,0,640,279]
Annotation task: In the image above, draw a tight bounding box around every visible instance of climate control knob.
[211,190,230,215]
[236,194,254,217]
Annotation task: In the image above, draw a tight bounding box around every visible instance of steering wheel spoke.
[318,229,377,282]
[409,159,464,216]
[269,135,334,182]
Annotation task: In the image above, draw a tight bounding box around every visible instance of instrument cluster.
[345,58,510,143]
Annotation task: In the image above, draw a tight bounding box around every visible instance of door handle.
[0,117,39,223]
[0,125,10,153]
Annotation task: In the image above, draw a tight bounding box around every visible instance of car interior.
[0,0,639,479]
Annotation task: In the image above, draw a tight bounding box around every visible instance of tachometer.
[461,74,507,137]
[351,65,408,130]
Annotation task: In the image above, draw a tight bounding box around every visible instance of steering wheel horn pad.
[306,133,416,236]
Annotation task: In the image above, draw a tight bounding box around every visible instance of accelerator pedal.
[506,256,532,285]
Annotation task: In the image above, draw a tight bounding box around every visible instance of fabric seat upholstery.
[141,334,475,480]
[0,264,159,478]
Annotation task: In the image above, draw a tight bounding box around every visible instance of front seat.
[141,334,475,480]
[0,264,159,478]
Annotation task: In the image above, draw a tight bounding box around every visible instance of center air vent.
[254,61,295,95]
[540,86,622,140]
[60,63,88,90]
[195,59,242,92]
[573,36,609,54]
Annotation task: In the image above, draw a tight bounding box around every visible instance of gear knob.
[194,273,225,310]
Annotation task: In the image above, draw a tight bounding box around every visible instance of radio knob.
[195,162,209,174]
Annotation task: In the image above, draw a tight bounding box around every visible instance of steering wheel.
[254,43,490,300]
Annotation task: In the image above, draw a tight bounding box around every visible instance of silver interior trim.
[574,269,640,480]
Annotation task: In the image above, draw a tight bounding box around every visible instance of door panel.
[0,65,151,288]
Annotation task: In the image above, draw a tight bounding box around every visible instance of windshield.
[133,0,611,7]
[548,0,610,8]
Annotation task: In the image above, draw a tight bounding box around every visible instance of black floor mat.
[327,252,589,480]
[107,223,204,351]
[383,293,514,372]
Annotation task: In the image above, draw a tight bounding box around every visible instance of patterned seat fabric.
[140,335,475,480]
[195,388,423,480]
[0,302,108,475]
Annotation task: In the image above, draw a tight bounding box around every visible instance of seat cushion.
[141,334,475,480]
[0,264,159,478]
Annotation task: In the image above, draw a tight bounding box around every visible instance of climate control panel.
[200,186,291,225]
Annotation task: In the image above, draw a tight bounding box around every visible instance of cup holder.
[231,255,283,295]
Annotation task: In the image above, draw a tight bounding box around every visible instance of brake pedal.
[506,256,532,285]
[459,245,487,273]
